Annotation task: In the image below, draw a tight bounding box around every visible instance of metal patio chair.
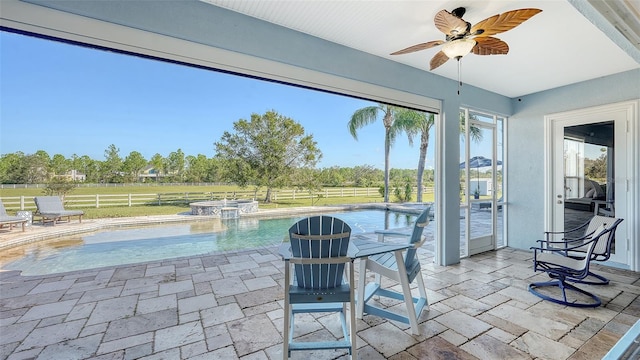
[283,216,356,359]
[539,215,624,285]
[356,206,430,335]
[529,218,623,307]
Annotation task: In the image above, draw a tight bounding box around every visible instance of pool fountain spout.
[190,199,259,217]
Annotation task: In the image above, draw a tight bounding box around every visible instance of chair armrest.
[531,236,597,253]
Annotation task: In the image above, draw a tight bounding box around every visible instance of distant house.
[55,169,86,182]
[139,165,163,181]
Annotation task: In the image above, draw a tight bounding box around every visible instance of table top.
[278,238,411,260]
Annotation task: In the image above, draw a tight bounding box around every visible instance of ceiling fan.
[391,7,542,71]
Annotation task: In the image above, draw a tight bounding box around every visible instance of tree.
[150,153,164,182]
[25,150,51,183]
[167,149,186,181]
[460,110,483,142]
[319,166,345,187]
[585,151,607,181]
[402,110,435,202]
[77,155,100,182]
[352,164,380,187]
[293,167,323,205]
[122,151,147,182]
[348,103,415,202]
[43,177,76,199]
[102,144,123,183]
[185,154,210,182]
[392,176,413,202]
[0,152,25,183]
[214,110,322,202]
[50,154,71,175]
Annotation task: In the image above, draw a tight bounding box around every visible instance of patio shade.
[460,156,503,195]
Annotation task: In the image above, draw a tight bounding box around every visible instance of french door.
[460,109,505,257]
[548,103,630,267]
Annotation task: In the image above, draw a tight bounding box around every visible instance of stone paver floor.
[1,213,639,359]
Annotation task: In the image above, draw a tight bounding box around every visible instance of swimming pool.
[3,210,417,276]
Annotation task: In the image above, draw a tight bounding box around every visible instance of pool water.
[4,210,416,275]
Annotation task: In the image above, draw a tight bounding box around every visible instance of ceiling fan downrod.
[457,58,463,95]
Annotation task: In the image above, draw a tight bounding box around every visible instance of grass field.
[0,184,427,219]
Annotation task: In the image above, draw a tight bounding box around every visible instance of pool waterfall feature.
[189,199,259,218]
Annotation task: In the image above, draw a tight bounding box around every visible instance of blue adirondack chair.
[357,206,431,335]
[283,215,356,359]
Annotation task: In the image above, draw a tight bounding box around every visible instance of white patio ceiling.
[202,0,640,98]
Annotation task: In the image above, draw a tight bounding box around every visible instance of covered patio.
[1,0,639,358]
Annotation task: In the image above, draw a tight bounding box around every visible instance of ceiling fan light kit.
[442,38,476,59]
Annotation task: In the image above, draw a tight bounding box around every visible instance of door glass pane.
[563,121,614,244]
[469,126,494,241]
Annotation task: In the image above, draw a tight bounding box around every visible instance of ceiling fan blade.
[472,37,509,55]
[470,8,542,37]
[429,51,449,70]
[434,9,469,37]
[390,40,444,55]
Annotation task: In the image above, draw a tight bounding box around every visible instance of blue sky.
[0,31,434,170]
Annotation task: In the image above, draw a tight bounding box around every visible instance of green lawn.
[0,184,437,219]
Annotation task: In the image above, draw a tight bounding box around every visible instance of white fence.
[0,187,396,210]
[0,182,227,189]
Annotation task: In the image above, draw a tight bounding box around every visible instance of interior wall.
[507,69,640,251]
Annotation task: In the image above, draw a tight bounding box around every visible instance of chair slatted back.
[34,196,65,213]
[289,216,350,290]
[404,207,431,270]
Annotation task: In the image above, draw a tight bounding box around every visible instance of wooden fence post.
[20,196,25,210]
[96,194,100,208]
[128,193,132,207]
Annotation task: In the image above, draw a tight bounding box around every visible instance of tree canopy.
[214,110,322,202]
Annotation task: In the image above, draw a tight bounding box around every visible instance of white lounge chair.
[0,199,27,232]
[34,196,84,226]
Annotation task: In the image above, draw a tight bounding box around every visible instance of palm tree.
[348,104,412,202]
[403,110,482,203]
[460,110,483,142]
[402,111,435,202]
